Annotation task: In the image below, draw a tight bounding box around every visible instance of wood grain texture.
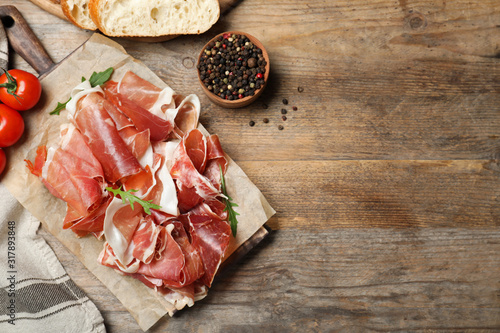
[237,159,500,230]
[3,0,500,332]
[40,227,500,332]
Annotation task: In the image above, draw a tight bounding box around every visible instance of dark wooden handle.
[0,5,54,75]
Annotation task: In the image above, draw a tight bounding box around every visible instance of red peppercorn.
[238,94,244,99]
[256,73,263,79]
[222,44,227,49]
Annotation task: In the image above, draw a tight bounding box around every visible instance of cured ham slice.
[27,69,239,315]
[204,134,228,191]
[118,71,176,116]
[103,80,174,142]
[101,96,152,161]
[171,129,220,205]
[130,216,162,264]
[183,214,231,287]
[103,197,144,266]
[169,221,204,287]
[26,125,107,228]
[73,91,143,183]
[171,95,201,139]
[63,195,112,238]
[136,223,185,282]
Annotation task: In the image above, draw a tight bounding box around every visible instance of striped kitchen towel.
[0,183,105,332]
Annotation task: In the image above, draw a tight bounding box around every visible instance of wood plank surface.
[2,0,500,332]
[40,227,500,332]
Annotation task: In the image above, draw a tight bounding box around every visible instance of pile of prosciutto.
[26,71,233,313]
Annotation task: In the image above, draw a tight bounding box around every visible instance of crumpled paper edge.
[2,33,275,331]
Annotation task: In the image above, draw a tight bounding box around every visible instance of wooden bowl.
[197,31,270,108]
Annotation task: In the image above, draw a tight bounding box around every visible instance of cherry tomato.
[0,148,5,175]
[0,69,42,111]
[0,104,24,147]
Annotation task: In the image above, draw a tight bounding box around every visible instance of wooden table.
[3,0,500,331]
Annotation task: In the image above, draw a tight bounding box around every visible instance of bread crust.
[61,0,98,31]
[87,0,102,33]
[88,0,220,38]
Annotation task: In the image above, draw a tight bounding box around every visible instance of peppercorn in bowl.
[197,31,270,108]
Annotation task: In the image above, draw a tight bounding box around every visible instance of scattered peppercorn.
[292,106,298,111]
[282,98,288,105]
[281,108,287,114]
[198,33,267,100]
[263,118,269,123]
[278,125,284,130]
[249,120,255,127]
[282,116,287,121]
[297,86,304,93]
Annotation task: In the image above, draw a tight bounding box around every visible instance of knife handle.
[0,5,55,76]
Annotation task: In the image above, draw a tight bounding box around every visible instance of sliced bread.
[88,0,220,37]
[61,0,98,31]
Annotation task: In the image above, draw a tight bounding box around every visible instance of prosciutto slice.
[182,213,231,287]
[203,134,228,191]
[26,69,238,315]
[170,95,201,139]
[73,91,143,183]
[26,124,107,230]
[103,197,144,266]
[103,80,174,142]
[171,129,220,207]
[136,223,185,282]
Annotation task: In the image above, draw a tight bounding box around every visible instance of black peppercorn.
[263,118,269,123]
[282,98,288,105]
[281,108,287,114]
[249,120,255,126]
[199,33,267,100]
[278,125,284,130]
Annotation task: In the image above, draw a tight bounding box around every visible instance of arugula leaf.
[88,67,113,87]
[220,165,239,237]
[49,97,71,115]
[50,67,113,115]
[106,186,161,215]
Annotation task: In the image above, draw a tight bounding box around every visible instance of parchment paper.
[2,33,275,331]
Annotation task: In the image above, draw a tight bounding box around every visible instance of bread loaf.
[61,0,98,30]
[88,0,220,37]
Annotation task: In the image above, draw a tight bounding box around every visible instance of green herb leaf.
[88,67,113,87]
[220,165,239,237]
[50,67,113,116]
[106,186,161,215]
[49,97,71,115]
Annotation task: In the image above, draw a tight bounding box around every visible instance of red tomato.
[0,104,24,147]
[0,148,5,175]
[0,69,42,111]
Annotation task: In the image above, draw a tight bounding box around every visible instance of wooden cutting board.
[0,1,269,264]
[0,5,272,328]
[28,0,241,41]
